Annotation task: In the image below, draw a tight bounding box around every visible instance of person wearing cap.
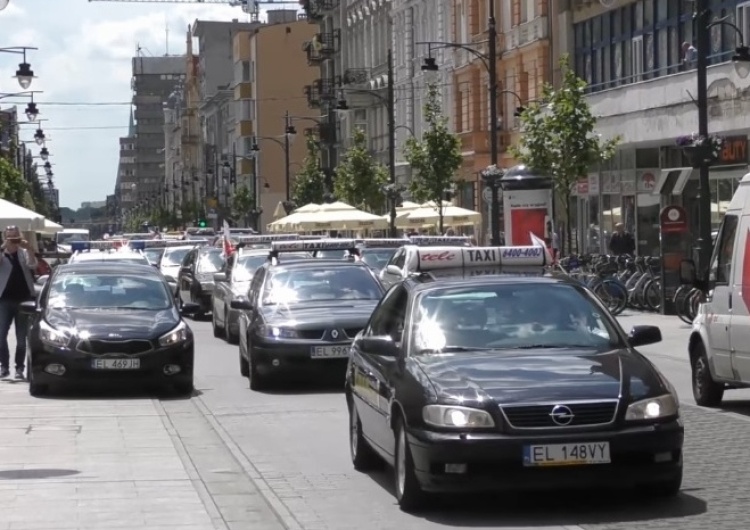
[0,226,37,380]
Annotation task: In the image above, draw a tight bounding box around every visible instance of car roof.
[163,245,197,252]
[70,252,147,261]
[405,270,573,293]
[266,259,370,271]
[55,262,161,275]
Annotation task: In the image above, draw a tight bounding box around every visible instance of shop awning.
[654,167,693,195]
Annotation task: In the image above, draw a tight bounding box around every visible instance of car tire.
[239,351,249,377]
[691,342,724,407]
[394,417,426,512]
[248,349,268,391]
[224,309,238,344]
[349,401,381,471]
[212,309,223,338]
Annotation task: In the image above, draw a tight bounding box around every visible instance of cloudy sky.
[0,0,294,209]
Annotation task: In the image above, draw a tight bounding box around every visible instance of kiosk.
[659,205,690,315]
[500,165,553,246]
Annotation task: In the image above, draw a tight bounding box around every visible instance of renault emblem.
[107,333,122,338]
[331,329,339,339]
[549,405,574,426]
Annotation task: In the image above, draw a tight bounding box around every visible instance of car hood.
[413,348,666,405]
[44,307,179,340]
[261,300,377,329]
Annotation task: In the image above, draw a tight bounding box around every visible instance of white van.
[683,171,750,406]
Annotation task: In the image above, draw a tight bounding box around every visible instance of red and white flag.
[529,231,555,265]
[222,220,233,257]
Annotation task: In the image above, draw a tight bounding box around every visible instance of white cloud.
[0,0,278,209]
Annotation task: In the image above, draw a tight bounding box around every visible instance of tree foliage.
[292,132,327,207]
[333,128,388,212]
[403,83,462,233]
[0,157,33,208]
[232,184,256,227]
[509,54,620,252]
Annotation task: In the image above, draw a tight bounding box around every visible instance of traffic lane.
[186,318,714,530]
[617,311,750,411]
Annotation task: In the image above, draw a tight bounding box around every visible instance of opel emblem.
[331,329,339,339]
[549,405,574,426]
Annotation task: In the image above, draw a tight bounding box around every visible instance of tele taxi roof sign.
[415,245,547,271]
[270,239,359,252]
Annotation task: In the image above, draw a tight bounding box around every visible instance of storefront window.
[601,195,621,235]
[711,177,736,229]
[637,193,661,257]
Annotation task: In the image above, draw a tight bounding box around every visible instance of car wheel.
[174,380,194,396]
[394,417,426,512]
[212,309,223,338]
[248,349,268,391]
[349,400,380,471]
[691,342,724,407]
[224,310,238,344]
[239,350,249,377]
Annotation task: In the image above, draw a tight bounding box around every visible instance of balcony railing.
[300,0,339,22]
[342,68,368,85]
[304,77,340,108]
[303,30,340,66]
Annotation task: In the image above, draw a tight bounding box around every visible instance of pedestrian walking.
[608,222,635,256]
[0,226,37,380]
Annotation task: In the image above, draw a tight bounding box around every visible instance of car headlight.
[625,394,679,421]
[422,405,495,429]
[159,322,189,347]
[259,325,299,339]
[39,320,70,348]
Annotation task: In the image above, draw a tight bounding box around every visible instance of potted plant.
[676,133,724,167]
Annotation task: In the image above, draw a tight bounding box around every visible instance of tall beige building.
[232,10,318,228]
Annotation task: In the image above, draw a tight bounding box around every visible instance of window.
[631,36,644,81]
[241,61,251,82]
[710,214,738,284]
[239,99,255,121]
[738,2,750,48]
[367,285,408,342]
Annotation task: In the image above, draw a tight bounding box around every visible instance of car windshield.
[48,273,172,310]
[411,283,619,353]
[361,249,397,271]
[143,248,164,264]
[197,251,224,273]
[317,250,345,259]
[162,248,191,266]
[262,266,381,305]
[56,233,89,244]
[233,255,269,282]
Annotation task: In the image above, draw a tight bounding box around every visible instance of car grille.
[501,401,618,429]
[344,328,363,339]
[296,329,326,340]
[77,339,153,355]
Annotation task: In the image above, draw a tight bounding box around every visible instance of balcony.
[300,0,339,22]
[342,68,368,85]
[304,122,337,145]
[303,30,341,66]
[304,77,340,108]
[507,16,549,50]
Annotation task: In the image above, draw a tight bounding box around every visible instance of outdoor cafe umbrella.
[0,198,46,231]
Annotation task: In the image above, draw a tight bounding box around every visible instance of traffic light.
[198,219,207,228]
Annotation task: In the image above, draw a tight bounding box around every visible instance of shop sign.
[576,179,589,195]
[717,136,748,165]
[660,205,688,234]
[588,174,600,196]
[638,171,657,192]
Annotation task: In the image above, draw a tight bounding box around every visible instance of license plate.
[523,442,610,467]
[310,345,350,359]
[91,358,141,370]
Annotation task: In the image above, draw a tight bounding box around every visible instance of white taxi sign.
[409,236,471,246]
[416,245,546,270]
[71,241,121,252]
[359,238,410,248]
[128,239,201,249]
[271,239,359,252]
[236,234,299,243]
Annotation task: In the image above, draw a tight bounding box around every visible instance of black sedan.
[346,273,683,511]
[21,262,199,396]
[235,260,385,390]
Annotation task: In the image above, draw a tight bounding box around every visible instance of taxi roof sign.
[271,239,359,253]
[71,241,120,252]
[358,238,410,248]
[415,245,547,271]
[409,236,471,247]
[128,239,204,250]
[236,234,299,243]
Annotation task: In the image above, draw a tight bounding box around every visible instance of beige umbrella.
[39,219,63,234]
[316,200,355,212]
[397,203,481,229]
[0,198,45,231]
[272,201,287,221]
[295,207,388,231]
[294,203,321,213]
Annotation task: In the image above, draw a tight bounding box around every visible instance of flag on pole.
[529,231,555,265]
[222,220,233,257]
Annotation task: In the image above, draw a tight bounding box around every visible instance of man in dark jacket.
[609,222,635,256]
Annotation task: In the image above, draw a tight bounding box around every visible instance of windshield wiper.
[509,344,599,350]
[419,346,492,354]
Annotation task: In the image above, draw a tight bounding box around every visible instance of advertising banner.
[503,189,552,246]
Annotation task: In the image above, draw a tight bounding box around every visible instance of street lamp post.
[417,1,503,244]
[693,4,750,273]
[0,47,37,89]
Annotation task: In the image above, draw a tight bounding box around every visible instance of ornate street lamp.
[26,103,39,123]
[39,146,49,161]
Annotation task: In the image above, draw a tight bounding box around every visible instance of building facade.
[131,55,186,214]
[566,0,750,255]
[452,0,553,239]
[391,0,454,187]
[115,110,137,222]
[242,11,319,226]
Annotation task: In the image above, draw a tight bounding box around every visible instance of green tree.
[334,128,388,212]
[403,83,462,233]
[292,132,326,207]
[232,184,256,227]
[509,54,620,253]
[0,157,32,207]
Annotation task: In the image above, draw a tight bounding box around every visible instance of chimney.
[266,9,298,25]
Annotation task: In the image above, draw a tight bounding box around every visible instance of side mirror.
[679,259,697,285]
[230,298,254,310]
[181,302,201,315]
[628,325,662,348]
[385,264,402,277]
[180,266,191,274]
[213,272,227,282]
[19,300,39,314]
[358,335,399,357]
